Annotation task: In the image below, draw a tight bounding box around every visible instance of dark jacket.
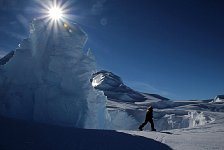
[146,110,153,120]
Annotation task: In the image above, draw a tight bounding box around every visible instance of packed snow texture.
[0,19,109,128]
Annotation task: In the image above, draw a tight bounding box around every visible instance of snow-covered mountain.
[91,70,169,102]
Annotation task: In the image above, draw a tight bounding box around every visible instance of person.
[138,106,156,131]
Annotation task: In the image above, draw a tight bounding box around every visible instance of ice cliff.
[0,19,109,129]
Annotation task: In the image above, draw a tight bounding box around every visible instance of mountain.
[91,70,169,102]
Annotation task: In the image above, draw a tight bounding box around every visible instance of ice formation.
[0,19,108,128]
[153,110,214,131]
[91,70,146,102]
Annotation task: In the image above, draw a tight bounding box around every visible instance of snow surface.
[1,100,224,150]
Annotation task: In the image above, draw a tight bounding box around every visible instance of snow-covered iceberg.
[91,70,146,102]
[0,19,109,129]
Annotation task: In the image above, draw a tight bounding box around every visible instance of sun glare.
[48,7,63,20]
[36,0,77,31]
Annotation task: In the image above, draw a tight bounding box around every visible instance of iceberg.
[91,70,146,102]
[0,19,109,128]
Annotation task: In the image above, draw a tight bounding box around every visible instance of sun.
[35,0,79,31]
[36,0,78,23]
[48,6,63,21]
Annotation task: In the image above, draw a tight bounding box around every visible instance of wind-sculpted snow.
[0,19,109,128]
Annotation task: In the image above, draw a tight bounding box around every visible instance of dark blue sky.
[0,0,223,100]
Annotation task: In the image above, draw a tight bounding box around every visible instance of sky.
[0,0,223,100]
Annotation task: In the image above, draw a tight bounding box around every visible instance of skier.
[138,106,156,131]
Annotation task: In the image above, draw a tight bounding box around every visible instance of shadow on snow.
[0,116,172,150]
